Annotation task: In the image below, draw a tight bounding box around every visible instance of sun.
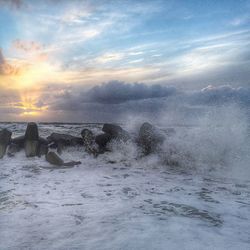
[13,91,48,117]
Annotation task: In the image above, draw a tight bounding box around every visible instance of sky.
[0,0,249,122]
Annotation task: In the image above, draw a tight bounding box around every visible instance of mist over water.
[115,104,250,179]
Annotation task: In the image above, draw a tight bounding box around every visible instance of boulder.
[63,160,82,167]
[0,129,12,159]
[38,137,49,157]
[47,133,83,146]
[95,133,112,150]
[24,140,39,157]
[25,122,39,141]
[45,151,81,167]
[46,151,64,166]
[39,137,49,145]
[137,122,165,155]
[11,135,25,147]
[38,144,48,157]
[102,123,130,141]
[81,129,98,155]
[7,143,21,157]
[94,124,131,152]
[24,123,40,157]
[56,142,64,155]
[81,129,94,145]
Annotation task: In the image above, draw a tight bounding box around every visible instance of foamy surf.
[0,120,250,250]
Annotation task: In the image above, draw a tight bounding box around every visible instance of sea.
[0,121,250,250]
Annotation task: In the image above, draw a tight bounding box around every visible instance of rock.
[25,140,39,157]
[46,151,64,166]
[24,123,40,157]
[81,129,98,155]
[95,133,112,150]
[94,124,131,152]
[102,123,130,141]
[63,161,82,167]
[38,137,49,145]
[48,142,57,149]
[25,122,39,141]
[45,151,81,167]
[56,142,64,155]
[47,133,83,146]
[81,129,94,145]
[38,137,49,157]
[11,135,25,147]
[0,129,12,159]
[137,122,165,155]
[38,144,48,157]
[7,143,21,157]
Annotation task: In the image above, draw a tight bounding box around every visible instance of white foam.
[0,114,250,249]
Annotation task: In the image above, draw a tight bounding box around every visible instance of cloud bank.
[37,81,249,122]
[83,81,178,104]
[0,80,249,122]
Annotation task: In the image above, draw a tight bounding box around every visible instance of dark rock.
[137,122,165,155]
[56,142,64,155]
[0,129,12,159]
[81,129,98,155]
[11,135,25,147]
[46,151,81,167]
[47,133,83,146]
[25,122,39,141]
[102,123,130,141]
[7,143,21,157]
[0,129,12,144]
[38,144,48,157]
[25,140,39,157]
[39,137,49,145]
[38,137,49,157]
[63,161,82,167]
[81,129,94,145]
[46,151,64,166]
[24,123,40,157]
[95,133,112,150]
[48,142,57,149]
[94,124,131,152]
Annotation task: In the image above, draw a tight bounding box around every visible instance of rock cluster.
[0,122,173,166]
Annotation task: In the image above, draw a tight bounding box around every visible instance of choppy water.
[0,123,250,250]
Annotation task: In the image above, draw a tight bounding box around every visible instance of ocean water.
[0,122,250,250]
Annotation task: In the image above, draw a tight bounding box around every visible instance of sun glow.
[15,62,61,88]
[15,92,48,117]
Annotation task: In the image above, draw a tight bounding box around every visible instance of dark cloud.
[45,81,250,122]
[83,81,178,104]
[1,80,249,122]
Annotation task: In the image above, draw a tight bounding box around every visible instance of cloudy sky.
[0,0,249,122]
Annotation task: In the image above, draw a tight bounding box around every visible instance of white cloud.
[95,52,125,64]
